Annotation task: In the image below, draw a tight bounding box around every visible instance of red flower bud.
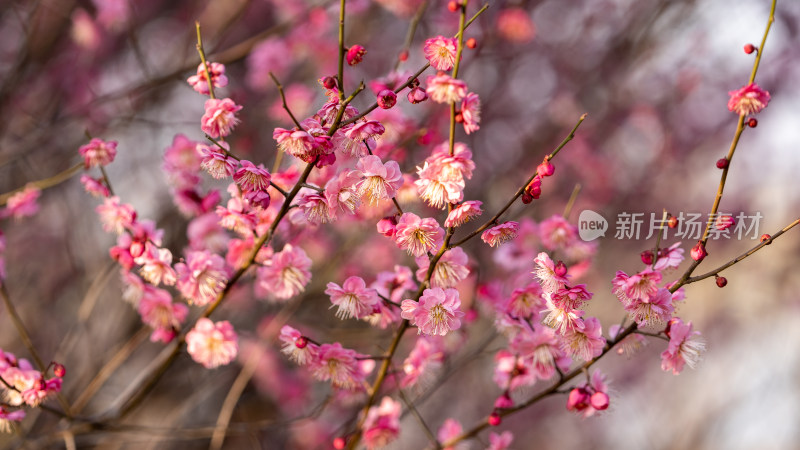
[346,45,366,66]
[744,43,756,54]
[715,276,727,288]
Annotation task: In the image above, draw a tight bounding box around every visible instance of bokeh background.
[0,0,799,448]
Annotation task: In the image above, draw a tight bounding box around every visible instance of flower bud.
[668,216,679,228]
[760,233,771,244]
[466,38,477,49]
[690,241,707,262]
[53,363,66,378]
[554,261,568,277]
[346,45,366,66]
[590,391,610,410]
[747,118,758,128]
[407,87,428,104]
[640,250,654,265]
[295,336,308,349]
[537,159,555,177]
[744,43,756,54]
[488,411,502,426]
[715,215,735,231]
[715,276,727,288]
[333,437,346,449]
[566,387,591,411]
[322,76,337,90]
[716,158,729,169]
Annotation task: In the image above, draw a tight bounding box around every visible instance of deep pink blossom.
[346,45,366,66]
[216,196,257,236]
[401,287,464,336]
[340,120,385,157]
[134,243,177,286]
[201,98,242,138]
[400,336,444,387]
[79,138,117,168]
[423,36,458,71]
[612,269,662,306]
[186,318,239,368]
[324,170,361,216]
[727,82,770,116]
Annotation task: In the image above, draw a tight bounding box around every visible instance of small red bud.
[36,379,46,391]
[488,412,502,426]
[466,38,477,49]
[716,158,729,169]
[521,192,533,204]
[690,241,708,262]
[53,363,66,378]
[398,50,409,62]
[747,118,758,128]
[668,216,679,229]
[447,0,459,12]
[333,437,346,449]
[554,261,568,277]
[744,43,756,54]
[322,76,337,90]
[407,76,420,88]
[760,233,771,244]
[640,250,654,265]
[295,336,308,349]
[454,112,464,123]
[715,275,727,288]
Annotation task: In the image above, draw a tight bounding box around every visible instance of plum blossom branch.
[449,113,587,248]
[340,3,490,127]
[685,218,800,285]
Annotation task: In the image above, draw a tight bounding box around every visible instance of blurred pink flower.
[661,318,705,375]
[363,397,401,449]
[138,287,188,343]
[175,250,229,306]
[187,62,229,96]
[255,244,312,301]
[481,221,519,247]
[326,276,380,319]
[426,73,468,104]
[186,318,239,369]
[3,186,41,220]
[79,138,117,168]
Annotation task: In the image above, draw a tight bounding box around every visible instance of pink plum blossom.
[394,212,444,257]
[423,36,458,71]
[401,287,464,336]
[426,72,468,104]
[201,98,242,138]
[363,397,402,449]
[279,325,317,365]
[444,201,483,227]
[309,343,365,389]
[481,221,519,247]
[255,244,312,301]
[186,318,239,369]
[2,186,41,220]
[187,62,229,95]
[661,318,706,375]
[175,250,229,306]
[460,92,481,134]
[138,287,188,343]
[326,276,380,319]
[415,247,469,289]
[79,138,117,168]
[727,82,770,116]
[355,155,403,205]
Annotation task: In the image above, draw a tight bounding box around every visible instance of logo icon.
[578,210,608,241]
